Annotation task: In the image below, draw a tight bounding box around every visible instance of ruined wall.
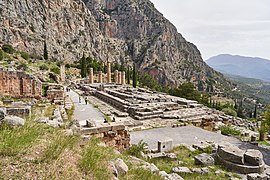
[81,125,130,151]
[0,67,42,99]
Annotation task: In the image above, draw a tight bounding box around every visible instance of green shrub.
[222,108,237,117]
[20,52,30,60]
[0,49,3,60]
[2,44,15,54]
[125,140,148,158]
[220,125,241,136]
[39,63,49,71]
[50,64,60,74]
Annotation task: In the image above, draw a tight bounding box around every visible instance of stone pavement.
[130,126,270,165]
[67,89,104,126]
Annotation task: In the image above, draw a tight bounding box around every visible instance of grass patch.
[80,138,117,179]
[40,132,79,162]
[104,115,112,123]
[258,140,270,146]
[0,123,51,156]
[220,125,241,136]
[121,168,163,180]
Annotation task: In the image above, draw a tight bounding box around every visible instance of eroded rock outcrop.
[0,0,232,89]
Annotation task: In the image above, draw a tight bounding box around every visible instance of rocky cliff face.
[0,0,231,90]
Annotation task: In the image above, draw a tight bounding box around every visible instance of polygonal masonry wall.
[0,67,42,99]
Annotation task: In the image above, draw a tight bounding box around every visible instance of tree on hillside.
[43,41,48,60]
[254,104,257,119]
[0,49,3,61]
[132,63,137,88]
[80,53,87,78]
[127,66,130,85]
[237,99,245,118]
[259,105,270,140]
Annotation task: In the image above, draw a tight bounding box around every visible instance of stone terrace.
[87,84,202,120]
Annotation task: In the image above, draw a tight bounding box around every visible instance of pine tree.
[132,63,137,88]
[43,41,48,60]
[80,53,87,78]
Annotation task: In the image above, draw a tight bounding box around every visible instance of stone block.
[244,149,263,166]
[2,115,25,126]
[172,167,192,174]
[0,108,6,120]
[158,139,173,152]
[194,153,215,166]
[247,173,267,180]
[114,158,128,175]
[217,146,245,165]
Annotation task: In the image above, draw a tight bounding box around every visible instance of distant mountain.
[206,54,270,82]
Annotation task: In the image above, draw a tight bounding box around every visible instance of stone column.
[122,71,126,85]
[118,71,122,84]
[107,62,111,84]
[89,68,94,84]
[60,64,66,83]
[114,70,119,84]
[98,71,103,83]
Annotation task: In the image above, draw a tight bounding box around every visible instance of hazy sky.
[151,0,270,60]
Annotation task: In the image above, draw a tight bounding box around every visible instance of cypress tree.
[80,53,87,78]
[132,63,137,88]
[254,104,257,119]
[43,41,48,60]
[127,66,130,85]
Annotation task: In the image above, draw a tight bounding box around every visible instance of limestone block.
[247,173,267,180]
[194,153,215,166]
[217,146,245,165]
[158,139,173,152]
[172,167,192,174]
[141,162,159,173]
[2,115,25,126]
[0,108,6,120]
[114,158,128,175]
[244,149,263,166]
[159,171,184,180]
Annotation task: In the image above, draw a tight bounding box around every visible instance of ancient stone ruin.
[0,67,42,99]
[216,143,265,174]
[81,124,130,151]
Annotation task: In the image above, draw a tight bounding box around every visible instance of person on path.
[79,96,81,103]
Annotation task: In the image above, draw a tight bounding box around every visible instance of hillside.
[0,0,231,90]
[206,54,270,82]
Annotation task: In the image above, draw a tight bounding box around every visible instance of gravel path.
[67,90,104,126]
[130,126,270,165]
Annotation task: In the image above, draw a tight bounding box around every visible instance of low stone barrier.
[81,124,130,151]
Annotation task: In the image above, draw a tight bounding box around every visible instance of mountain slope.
[206,54,270,82]
[0,0,230,90]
